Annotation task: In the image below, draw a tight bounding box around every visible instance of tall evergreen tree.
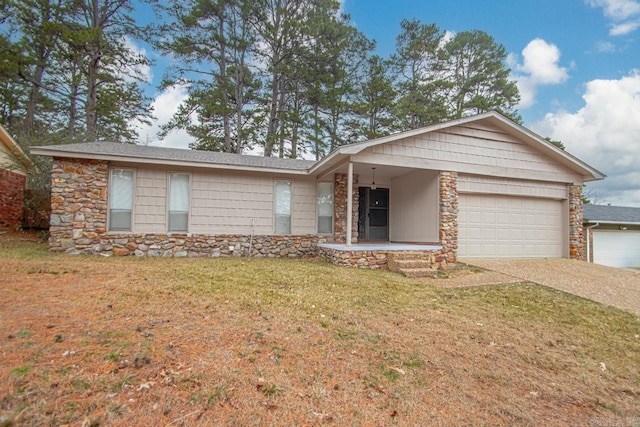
[390,19,447,130]
[158,0,261,153]
[440,30,520,119]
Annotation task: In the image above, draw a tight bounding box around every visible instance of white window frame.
[317,182,333,234]
[274,179,292,234]
[108,168,135,232]
[168,172,191,233]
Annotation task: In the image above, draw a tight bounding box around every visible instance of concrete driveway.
[461,258,640,315]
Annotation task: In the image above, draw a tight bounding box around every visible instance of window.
[109,169,134,231]
[317,182,333,234]
[274,180,291,234]
[168,173,190,232]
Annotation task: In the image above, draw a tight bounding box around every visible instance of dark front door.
[358,187,389,241]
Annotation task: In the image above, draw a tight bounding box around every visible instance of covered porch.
[313,158,459,272]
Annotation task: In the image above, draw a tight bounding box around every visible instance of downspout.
[585,222,599,263]
[249,218,255,257]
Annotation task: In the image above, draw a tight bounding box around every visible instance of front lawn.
[1,237,639,425]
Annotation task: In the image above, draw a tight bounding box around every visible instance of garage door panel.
[459,194,564,258]
[593,230,640,268]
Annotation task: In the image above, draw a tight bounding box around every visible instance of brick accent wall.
[0,168,26,229]
[333,172,359,244]
[569,184,585,260]
[439,171,458,263]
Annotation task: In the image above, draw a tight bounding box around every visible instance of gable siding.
[358,123,582,183]
[134,168,167,233]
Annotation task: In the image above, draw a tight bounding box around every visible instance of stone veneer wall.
[49,158,109,251]
[569,184,585,260]
[0,168,26,229]
[318,247,448,270]
[333,172,359,244]
[74,233,325,258]
[48,157,327,258]
[439,172,458,263]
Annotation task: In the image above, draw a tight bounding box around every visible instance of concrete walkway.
[461,258,640,315]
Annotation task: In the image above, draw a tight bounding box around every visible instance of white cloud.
[586,0,640,35]
[531,70,640,207]
[121,36,153,83]
[135,85,196,149]
[595,41,617,52]
[609,19,640,34]
[509,39,570,108]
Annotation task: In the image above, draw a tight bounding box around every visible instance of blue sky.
[137,0,640,206]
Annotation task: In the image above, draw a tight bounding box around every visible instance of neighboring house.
[0,124,33,229]
[31,111,604,269]
[583,204,640,268]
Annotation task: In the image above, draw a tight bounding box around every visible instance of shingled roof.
[583,204,640,225]
[31,142,315,173]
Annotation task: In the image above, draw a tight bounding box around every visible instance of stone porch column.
[439,171,458,263]
[569,184,585,260]
[334,172,359,244]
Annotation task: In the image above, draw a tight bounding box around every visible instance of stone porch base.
[317,243,448,270]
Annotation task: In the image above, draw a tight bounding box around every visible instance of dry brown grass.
[1,233,639,426]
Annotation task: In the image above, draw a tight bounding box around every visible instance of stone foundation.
[57,232,327,258]
[0,169,26,229]
[318,246,448,270]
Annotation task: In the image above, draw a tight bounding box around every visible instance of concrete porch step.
[399,267,438,278]
[387,251,432,273]
[387,258,432,270]
[387,251,430,260]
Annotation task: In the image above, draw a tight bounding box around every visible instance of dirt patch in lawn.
[1,236,639,426]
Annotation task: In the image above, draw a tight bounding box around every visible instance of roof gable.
[311,111,604,183]
[0,124,33,172]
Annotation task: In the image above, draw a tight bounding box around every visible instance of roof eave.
[30,147,310,176]
[0,125,34,170]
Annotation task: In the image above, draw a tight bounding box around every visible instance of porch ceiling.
[321,162,433,184]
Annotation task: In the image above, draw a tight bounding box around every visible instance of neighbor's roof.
[583,204,640,225]
[30,142,315,175]
[0,124,34,171]
[309,111,605,182]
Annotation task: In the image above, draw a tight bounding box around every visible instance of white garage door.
[459,194,565,258]
[593,230,640,268]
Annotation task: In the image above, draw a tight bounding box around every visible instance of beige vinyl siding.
[190,171,274,234]
[355,123,582,183]
[389,170,439,243]
[134,168,167,233]
[458,174,568,199]
[292,178,316,234]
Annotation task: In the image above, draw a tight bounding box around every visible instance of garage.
[458,194,565,258]
[592,230,640,268]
